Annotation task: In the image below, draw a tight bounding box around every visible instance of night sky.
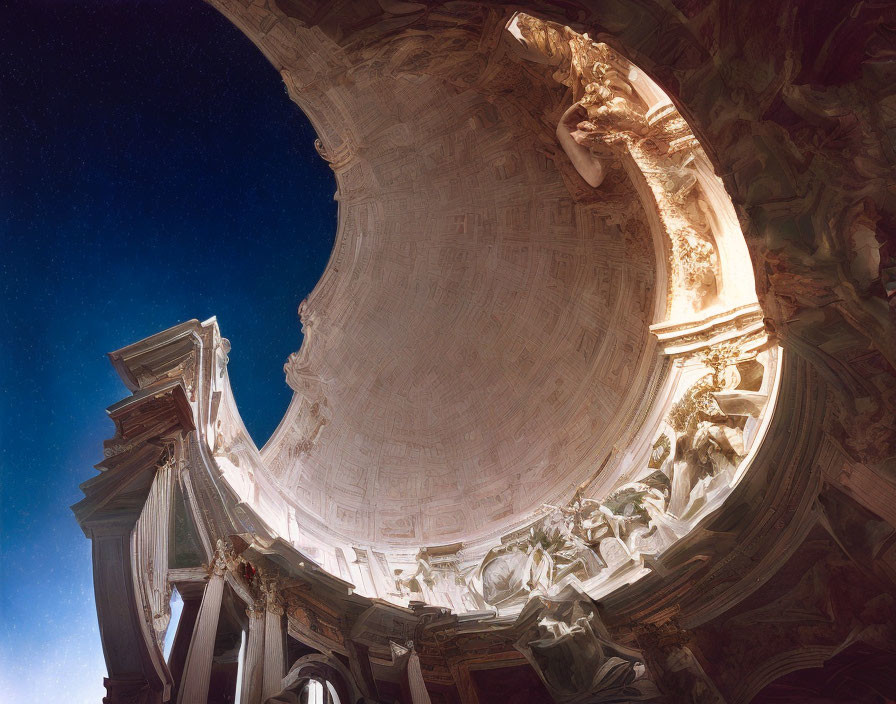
[1,2,337,699]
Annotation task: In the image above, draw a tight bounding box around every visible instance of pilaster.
[240,600,266,704]
[73,338,197,704]
[407,646,432,704]
[262,579,286,701]
[176,542,227,704]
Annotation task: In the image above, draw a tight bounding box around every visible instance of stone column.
[75,447,185,704]
[177,544,227,704]
[240,601,266,704]
[262,583,286,701]
[407,647,432,704]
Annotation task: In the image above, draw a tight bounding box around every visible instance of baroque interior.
[74,2,896,703]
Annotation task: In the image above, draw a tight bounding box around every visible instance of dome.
[73,3,896,703]
[261,68,660,545]
[201,12,774,612]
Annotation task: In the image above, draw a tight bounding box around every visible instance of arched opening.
[270,651,358,704]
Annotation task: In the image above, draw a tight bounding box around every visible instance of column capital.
[262,575,285,615]
[635,619,726,704]
[246,599,266,620]
[634,618,693,654]
[209,539,229,578]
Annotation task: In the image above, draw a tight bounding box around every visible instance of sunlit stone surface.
[74,2,896,702]
[263,82,658,544]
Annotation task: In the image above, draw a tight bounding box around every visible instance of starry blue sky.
[0,2,336,700]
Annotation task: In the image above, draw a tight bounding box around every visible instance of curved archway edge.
[73,1,896,702]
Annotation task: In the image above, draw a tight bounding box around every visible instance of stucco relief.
[511,14,736,320]
[331,17,778,616]
[515,588,660,702]
[180,12,783,619]
[74,3,896,702]
[451,340,776,614]
[338,337,776,618]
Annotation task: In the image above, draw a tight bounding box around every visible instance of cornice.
[73,382,193,536]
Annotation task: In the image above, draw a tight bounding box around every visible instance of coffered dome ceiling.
[203,5,776,612]
[261,64,659,545]
[76,3,896,700]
